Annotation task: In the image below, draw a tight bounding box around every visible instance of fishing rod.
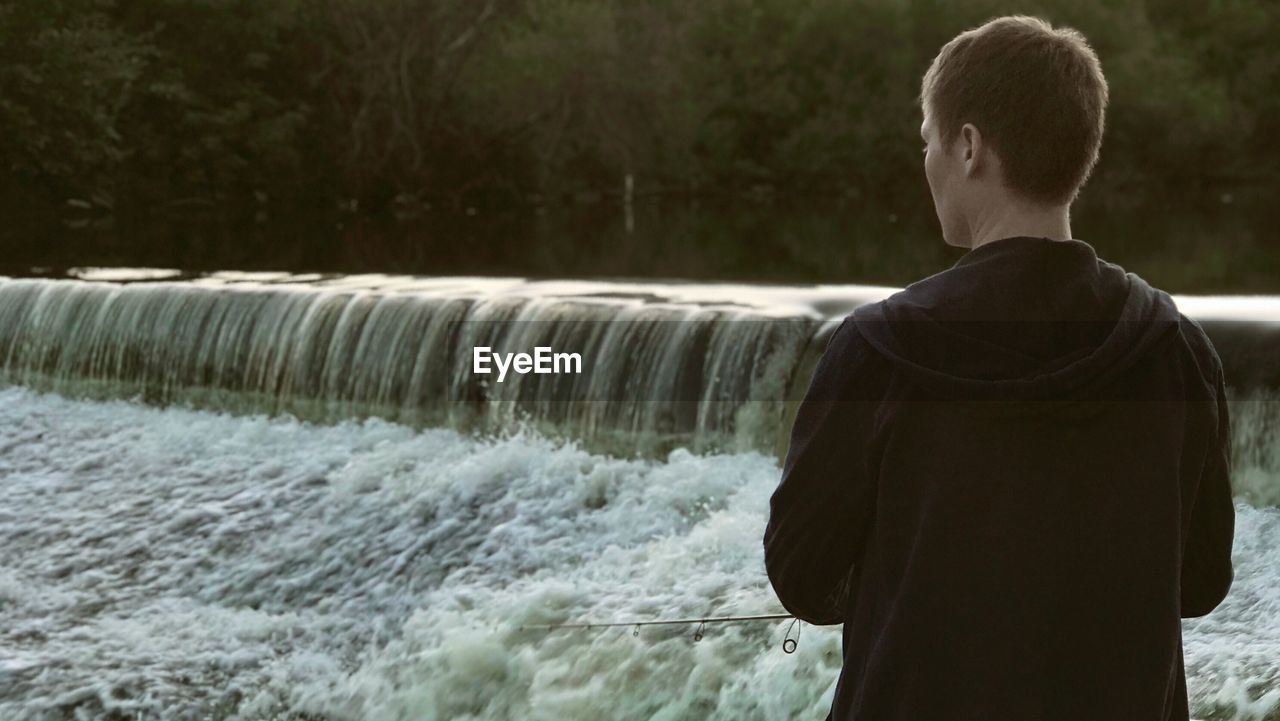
[518,613,804,653]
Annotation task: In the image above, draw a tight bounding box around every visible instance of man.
[763,15,1234,721]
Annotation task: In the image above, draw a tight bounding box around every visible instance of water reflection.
[4,194,1276,293]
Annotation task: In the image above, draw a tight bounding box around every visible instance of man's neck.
[966,201,1072,250]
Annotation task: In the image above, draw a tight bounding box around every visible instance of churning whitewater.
[0,387,1277,721]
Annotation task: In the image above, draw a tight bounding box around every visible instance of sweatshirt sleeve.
[1180,361,1235,618]
[763,317,882,626]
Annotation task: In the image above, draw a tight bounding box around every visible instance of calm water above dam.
[8,195,1279,294]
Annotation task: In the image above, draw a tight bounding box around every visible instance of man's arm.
[1180,360,1235,618]
[763,318,882,626]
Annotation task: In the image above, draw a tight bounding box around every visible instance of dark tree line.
[1,0,1276,227]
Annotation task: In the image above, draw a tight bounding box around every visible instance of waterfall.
[0,271,1278,720]
[0,272,1277,464]
[0,275,826,455]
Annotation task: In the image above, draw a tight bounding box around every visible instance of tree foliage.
[0,0,1275,220]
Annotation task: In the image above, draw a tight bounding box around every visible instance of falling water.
[0,270,1278,720]
[0,274,852,455]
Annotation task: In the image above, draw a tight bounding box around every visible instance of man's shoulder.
[829,311,887,357]
[804,314,894,400]
[1174,311,1225,385]
[1107,266,1223,387]
[819,314,875,367]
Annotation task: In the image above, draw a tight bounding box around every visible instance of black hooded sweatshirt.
[763,236,1235,721]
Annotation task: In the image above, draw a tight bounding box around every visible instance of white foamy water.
[0,387,1276,721]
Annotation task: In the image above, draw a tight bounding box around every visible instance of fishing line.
[518,613,803,653]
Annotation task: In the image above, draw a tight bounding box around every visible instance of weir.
[0,270,1278,720]
[0,271,1277,464]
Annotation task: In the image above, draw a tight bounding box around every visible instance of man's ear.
[960,123,983,177]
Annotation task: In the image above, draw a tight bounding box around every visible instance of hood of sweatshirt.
[851,236,1182,400]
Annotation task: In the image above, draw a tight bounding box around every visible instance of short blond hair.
[921,15,1109,205]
